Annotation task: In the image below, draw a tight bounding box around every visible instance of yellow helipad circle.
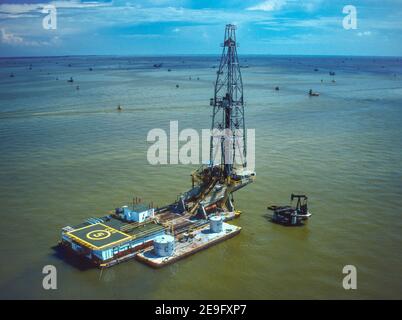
[86,230,111,240]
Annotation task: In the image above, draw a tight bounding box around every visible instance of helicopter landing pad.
[66,223,131,250]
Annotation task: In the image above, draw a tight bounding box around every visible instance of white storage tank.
[209,215,223,233]
[153,235,175,257]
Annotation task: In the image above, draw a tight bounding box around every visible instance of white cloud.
[247,0,286,11]
[300,0,323,12]
[247,0,324,12]
[0,27,59,46]
[256,16,339,32]
[0,4,272,45]
[1,28,24,44]
[0,4,40,15]
[0,1,109,15]
[122,33,163,39]
[357,31,372,37]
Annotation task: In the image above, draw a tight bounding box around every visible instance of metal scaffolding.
[210,24,247,178]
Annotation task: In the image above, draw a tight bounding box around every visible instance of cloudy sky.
[0,0,401,57]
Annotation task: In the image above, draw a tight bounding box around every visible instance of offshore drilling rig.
[59,24,255,268]
[183,23,255,217]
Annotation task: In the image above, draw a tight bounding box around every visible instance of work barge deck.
[58,24,256,269]
[136,222,241,268]
[59,204,243,268]
[60,161,255,269]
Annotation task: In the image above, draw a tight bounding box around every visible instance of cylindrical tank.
[153,235,175,257]
[209,215,223,233]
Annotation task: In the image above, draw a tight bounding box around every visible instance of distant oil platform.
[58,24,256,268]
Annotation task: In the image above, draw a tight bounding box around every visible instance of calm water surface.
[0,55,401,299]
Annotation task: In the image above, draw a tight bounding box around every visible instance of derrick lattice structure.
[210,24,247,178]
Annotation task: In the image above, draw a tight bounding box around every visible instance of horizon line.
[1,53,402,59]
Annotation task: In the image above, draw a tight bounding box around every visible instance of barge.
[59,202,245,268]
[136,222,241,268]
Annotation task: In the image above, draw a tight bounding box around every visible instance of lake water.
[0,55,401,299]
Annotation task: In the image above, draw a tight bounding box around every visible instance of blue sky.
[0,0,401,56]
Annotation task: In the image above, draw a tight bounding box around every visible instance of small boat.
[309,89,319,96]
[67,77,74,83]
[117,104,122,111]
